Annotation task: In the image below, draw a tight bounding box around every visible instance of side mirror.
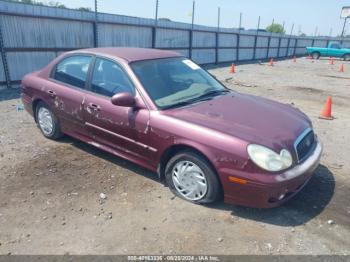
[111,92,135,107]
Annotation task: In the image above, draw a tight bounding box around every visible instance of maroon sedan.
[21,48,322,208]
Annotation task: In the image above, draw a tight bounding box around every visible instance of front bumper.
[222,141,323,208]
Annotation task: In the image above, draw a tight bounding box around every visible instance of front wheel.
[311,52,320,59]
[165,151,222,204]
[344,54,350,61]
[35,102,63,139]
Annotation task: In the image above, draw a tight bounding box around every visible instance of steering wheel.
[184,79,194,86]
[110,83,125,94]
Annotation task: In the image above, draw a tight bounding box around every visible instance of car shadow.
[56,136,335,227]
[206,164,335,226]
[57,136,160,183]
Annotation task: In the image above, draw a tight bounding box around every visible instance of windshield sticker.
[182,59,200,70]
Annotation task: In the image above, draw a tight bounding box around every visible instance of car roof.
[74,47,182,63]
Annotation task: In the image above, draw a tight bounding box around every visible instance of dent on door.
[44,81,86,135]
[83,94,155,162]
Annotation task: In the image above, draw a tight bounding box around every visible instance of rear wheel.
[311,52,320,59]
[344,54,350,61]
[165,151,221,204]
[35,102,63,139]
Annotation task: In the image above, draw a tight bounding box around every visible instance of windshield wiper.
[162,100,196,110]
[162,90,229,110]
[194,89,229,101]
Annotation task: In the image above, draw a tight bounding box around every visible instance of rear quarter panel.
[21,71,48,117]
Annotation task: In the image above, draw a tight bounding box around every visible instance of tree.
[77,7,92,12]
[47,1,66,8]
[20,0,34,3]
[266,23,285,34]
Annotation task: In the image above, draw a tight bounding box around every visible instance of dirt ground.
[0,57,349,255]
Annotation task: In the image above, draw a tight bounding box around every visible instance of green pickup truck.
[306,41,350,61]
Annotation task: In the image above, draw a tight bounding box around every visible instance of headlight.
[247,144,293,172]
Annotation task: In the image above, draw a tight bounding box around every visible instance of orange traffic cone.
[319,96,334,120]
[230,63,235,74]
[339,64,345,72]
[269,58,274,66]
[293,56,296,63]
[329,57,334,65]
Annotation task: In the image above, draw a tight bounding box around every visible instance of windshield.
[130,57,228,109]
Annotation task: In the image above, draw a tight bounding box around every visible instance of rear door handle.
[47,90,56,98]
[87,103,100,111]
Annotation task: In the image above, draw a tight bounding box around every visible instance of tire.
[344,54,350,61]
[165,151,222,204]
[35,102,63,140]
[311,52,320,59]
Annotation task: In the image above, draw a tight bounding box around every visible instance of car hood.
[164,92,311,151]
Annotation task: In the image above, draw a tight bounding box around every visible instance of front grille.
[295,129,315,162]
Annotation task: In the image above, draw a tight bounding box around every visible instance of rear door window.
[53,55,92,89]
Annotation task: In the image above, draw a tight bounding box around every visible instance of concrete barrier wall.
[0,0,350,87]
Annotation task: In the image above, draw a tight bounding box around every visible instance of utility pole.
[270,18,274,35]
[239,12,242,30]
[191,0,195,30]
[0,18,11,88]
[217,7,221,31]
[341,18,347,38]
[290,24,294,35]
[287,23,294,57]
[189,0,195,59]
[152,0,159,48]
[94,0,98,47]
[155,0,159,26]
[253,16,260,60]
[215,6,220,64]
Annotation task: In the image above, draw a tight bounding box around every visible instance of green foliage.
[20,0,34,3]
[47,1,66,8]
[77,7,92,12]
[266,23,285,34]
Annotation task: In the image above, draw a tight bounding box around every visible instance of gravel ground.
[0,57,349,255]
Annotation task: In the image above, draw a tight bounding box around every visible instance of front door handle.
[87,103,100,112]
[47,90,56,98]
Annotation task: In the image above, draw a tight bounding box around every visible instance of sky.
[42,0,350,36]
